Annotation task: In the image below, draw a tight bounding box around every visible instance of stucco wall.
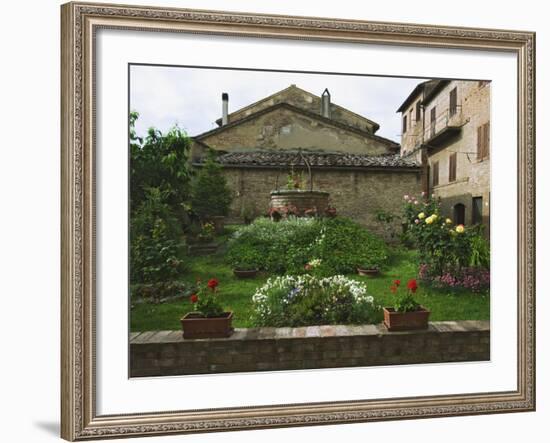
[200,106,392,155]
[221,166,421,237]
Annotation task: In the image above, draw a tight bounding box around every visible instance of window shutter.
[477,126,483,159]
[484,122,490,158]
[450,87,457,116]
[449,153,457,182]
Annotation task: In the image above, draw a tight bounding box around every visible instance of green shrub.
[314,218,389,274]
[130,187,187,292]
[226,217,319,273]
[190,153,233,219]
[226,216,388,275]
[251,275,381,327]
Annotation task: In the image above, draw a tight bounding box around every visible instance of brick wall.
[223,167,421,237]
[130,321,490,377]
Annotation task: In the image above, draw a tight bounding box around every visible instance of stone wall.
[130,321,490,377]
[425,81,491,230]
[223,166,421,237]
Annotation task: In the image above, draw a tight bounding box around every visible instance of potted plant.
[383,278,430,331]
[197,221,215,243]
[230,250,259,278]
[188,222,218,255]
[356,263,380,276]
[181,278,233,338]
[232,259,259,278]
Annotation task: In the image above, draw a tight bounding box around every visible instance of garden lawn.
[130,247,489,332]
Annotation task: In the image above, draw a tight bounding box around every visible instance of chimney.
[222,92,229,125]
[321,88,331,119]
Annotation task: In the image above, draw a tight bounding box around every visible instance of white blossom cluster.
[252,274,374,322]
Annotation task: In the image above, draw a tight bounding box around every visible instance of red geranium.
[407,278,418,293]
[207,278,219,290]
[393,279,401,287]
[390,285,397,294]
[190,294,198,303]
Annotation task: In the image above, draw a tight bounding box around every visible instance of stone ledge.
[130,321,489,344]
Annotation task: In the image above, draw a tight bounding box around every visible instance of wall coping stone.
[130,320,490,344]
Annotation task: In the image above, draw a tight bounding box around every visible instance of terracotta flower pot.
[233,268,259,279]
[383,306,430,331]
[181,311,234,339]
[357,267,380,276]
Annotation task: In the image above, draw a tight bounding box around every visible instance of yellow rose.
[426,216,434,224]
[455,224,465,233]
[418,212,426,219]
[446,218,452,224]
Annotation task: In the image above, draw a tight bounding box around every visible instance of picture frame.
[61,1,535,440]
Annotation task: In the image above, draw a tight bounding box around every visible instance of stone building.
[397,80,491,231]
[191,84,422,234]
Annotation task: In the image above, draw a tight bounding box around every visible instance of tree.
[190,152,233,219]
[129,112,191,289]
[130,113,192,224]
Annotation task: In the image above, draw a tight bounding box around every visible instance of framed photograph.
[61,1,535,440]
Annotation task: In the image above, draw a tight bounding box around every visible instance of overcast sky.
[130,65,426,143]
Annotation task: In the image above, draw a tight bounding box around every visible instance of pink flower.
[414,219,420,224]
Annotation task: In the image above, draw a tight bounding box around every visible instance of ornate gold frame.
[61,2,536,440]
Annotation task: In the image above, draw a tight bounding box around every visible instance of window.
[449,152,457,182]
[430,107,436,137]
[409,109,413,128]
[432,161,439,187]
[472,197,483,225]
[477,122,490,160]
[449,87,457,116]
[453,203,466,226]
[402,115,407,133]
[415,101,422,122]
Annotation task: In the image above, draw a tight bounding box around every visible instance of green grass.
[130,236,489,332]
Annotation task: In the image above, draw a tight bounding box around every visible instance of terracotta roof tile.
[196,151,420,169]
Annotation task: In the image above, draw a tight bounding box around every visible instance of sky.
[130,65,426,143]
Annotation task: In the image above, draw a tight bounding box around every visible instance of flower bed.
[402,192,490,292]
[419,264,490,293]
[251,274,380,327]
